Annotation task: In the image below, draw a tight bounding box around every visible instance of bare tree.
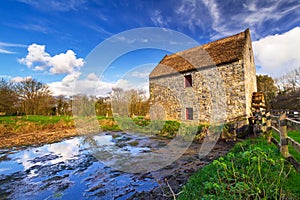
[16,78,54,115]
[110,88,149,117]
[0,78,18,115]
[273,67,300,110]
[56,95,72,116]
[275,67,300,93]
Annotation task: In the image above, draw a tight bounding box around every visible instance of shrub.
[159,120,180,138]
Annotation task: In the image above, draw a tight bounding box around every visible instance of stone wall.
[243,34,257,116]
[149,59,254,124]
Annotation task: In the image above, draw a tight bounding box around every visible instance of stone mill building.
[149,29,257,123]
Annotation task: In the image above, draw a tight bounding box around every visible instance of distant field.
[0,115,75,137]
[0,115,73,125]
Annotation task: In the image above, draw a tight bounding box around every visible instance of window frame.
[184,74,192,88]
[186,107,193,120]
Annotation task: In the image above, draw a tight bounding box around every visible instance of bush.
[158,120,180,138]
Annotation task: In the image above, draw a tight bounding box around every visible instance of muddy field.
[0,132,234,199]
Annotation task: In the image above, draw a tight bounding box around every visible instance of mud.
[0,132,234,199]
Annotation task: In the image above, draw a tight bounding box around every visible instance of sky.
[0,0,300,97]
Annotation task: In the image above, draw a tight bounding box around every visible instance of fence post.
[266,112,272,143]
[279,113,289,158]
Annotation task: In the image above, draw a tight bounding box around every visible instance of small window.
[184,75,192,87]
[186,108,193,120]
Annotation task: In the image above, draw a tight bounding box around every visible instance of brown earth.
[0,128,79,149]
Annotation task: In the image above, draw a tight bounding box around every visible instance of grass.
[272,130,300,163]
[0,115,221,148]
[179,138,300,199]
[288,130,300,143]
[0,115,71,125]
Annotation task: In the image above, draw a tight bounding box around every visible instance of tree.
[110,88,149,117]
[95,97,112,116]
[128,89,149,116]
[275,67,300,93]
[272,89,300,110]
[16,78,54,115]
[56,95,72,116]
[72,94,96,117]
[0,78,18,115]
[110,87,129,116]
[272,67,300,110]
[256,75,278,110]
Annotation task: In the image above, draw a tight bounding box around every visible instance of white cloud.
[201,0,300,39]
[19,0,87,12]
[50,50,84,74]
[253,27,300,77]
[10,76,32,83]
[0,49,15,54]
[19,43,84,75]
[175,0,203,33]
[129,71,150,78]
[19,44,50,68]
[48,71,149,97]
[62,71,82,85]
[151,10,169,27]
[87,73,99,81]
[0,42,26,54]
[48,77,115,97]
[202,0,220,28]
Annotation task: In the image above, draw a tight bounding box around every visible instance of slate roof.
[149,29,250,78]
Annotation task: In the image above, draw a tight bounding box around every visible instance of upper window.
[184,74,192,88]
[186,107,193,120]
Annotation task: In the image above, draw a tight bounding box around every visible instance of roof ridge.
[149,29,252,78]
[175,29,248,55]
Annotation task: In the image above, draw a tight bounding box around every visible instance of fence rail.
[269,113,300,172]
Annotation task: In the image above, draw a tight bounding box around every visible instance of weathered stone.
[149,29,257,124]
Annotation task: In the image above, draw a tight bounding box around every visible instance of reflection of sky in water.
[0,137,82,176]
[0,134,150,176]
[0,133,161,199]
[0,135,117,176]
[93,135,114,146]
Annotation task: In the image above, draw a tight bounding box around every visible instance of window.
[184,74,192,87]
[186,107,193,120]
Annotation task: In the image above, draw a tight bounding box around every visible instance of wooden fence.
[269,113,300,172]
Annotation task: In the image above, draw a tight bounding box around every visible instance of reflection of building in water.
[149,29,257,123]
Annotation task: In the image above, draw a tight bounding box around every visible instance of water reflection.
[0,132,160,199]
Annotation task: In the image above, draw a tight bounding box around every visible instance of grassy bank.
[0,115,74,134]
[179,138,300,199]
[0,115,209,148]
[0,115,76,148]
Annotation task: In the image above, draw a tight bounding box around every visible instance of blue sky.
[0,0,300,96]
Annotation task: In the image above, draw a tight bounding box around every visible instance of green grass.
[0,115,74,135]
[288,130,300,143]
[179,138,300,199]
[272,130,300,163]
[0,115,72,125]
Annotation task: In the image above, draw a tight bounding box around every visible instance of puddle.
[0,132,234,199]
[0,132,164,199]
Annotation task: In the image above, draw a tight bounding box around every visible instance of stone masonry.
[149,29,257,124]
